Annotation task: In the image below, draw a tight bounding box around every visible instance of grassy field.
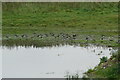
[2,2,119,79]
[85,51,120,79]
[2,2,118,47]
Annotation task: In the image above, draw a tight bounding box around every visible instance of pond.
[1,45,116,78]
[0,47,2,79]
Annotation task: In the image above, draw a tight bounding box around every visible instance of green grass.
[67,51,119,79]
[85,52,120,79]
[100,56,108,63]
[3,2,118,35]
[2,2,118,47]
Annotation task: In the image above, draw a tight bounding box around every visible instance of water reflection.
[2,38,116,48]
[2,45,116,78]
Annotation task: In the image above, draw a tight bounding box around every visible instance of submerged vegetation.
[2,2,119,79]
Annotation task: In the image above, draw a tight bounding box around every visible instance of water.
[0,46,2,79]
[2,45,115,78]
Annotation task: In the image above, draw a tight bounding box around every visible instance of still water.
[0,47,2,79]
[2,45,115,78]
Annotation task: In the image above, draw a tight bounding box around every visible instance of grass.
[100,56,108,64]
[85,52,120,79]
[66,52,119,79]
[2,2,118,47]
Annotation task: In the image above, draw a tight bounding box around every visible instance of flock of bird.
[4,32,118,43]
[4,32,77,40]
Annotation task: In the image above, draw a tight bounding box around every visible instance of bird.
[100,51,103,53]
[21,34,27,38]
[97,53,101,55]
[6,35,9,38]
[15,34,18,37]
[37,35,40,37]
[73,34,76,37]
[86,37,88,39]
